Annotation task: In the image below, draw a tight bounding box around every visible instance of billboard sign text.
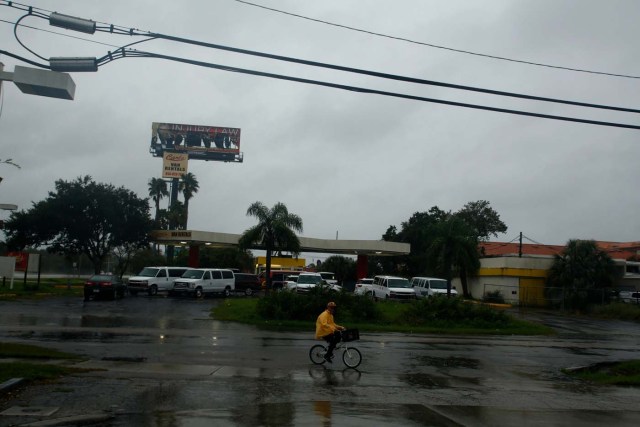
[151,122,243,162]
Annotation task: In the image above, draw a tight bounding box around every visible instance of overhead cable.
[130,30,640,114]
[234,0,640,80]
[99,48,640,130]
[3,1,640,114]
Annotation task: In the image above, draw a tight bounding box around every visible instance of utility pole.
[519,232,523,258]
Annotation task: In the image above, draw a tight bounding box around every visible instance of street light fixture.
[0,63,76,100]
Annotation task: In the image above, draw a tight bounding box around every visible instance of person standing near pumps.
[315,301,345,363]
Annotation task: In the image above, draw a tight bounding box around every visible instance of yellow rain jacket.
[315,309,342,339]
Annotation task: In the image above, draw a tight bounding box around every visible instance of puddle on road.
[415,355,479,369]
[401,372,450,388]
[566,346,604,356]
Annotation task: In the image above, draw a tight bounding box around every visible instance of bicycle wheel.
[342,346,362,368]
[309,344,327,365]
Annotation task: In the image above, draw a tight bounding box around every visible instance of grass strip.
[0,342,82,360]
[213,298,553,335]
[563,360,640,386]
[0,362,87,383]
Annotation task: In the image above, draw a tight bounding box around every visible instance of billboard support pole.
[166,177,180,263]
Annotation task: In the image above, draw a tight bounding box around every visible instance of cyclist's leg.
[325,332,341,358]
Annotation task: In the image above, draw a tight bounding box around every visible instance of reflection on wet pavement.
[415,355,480,369]
[112,402,463,427]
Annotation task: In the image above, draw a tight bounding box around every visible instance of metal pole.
[519,232,523,258]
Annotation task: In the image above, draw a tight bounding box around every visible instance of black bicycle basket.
[342,328,360,342]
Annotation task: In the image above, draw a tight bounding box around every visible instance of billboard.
[162,152,189,179]
[150,122,243,162]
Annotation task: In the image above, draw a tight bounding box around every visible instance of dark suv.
[234,273,262,296]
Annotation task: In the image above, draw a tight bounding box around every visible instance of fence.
[482,283,611,309]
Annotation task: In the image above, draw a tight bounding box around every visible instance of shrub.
[401,296,510,328]
[256,287,382,323]
[483,290,505,304]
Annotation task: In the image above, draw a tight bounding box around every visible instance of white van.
[371,275,416,300]
[128,266,191,296]
[410,277,458,298]
[169,268,235,298]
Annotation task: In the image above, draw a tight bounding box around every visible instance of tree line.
[1,176,619,309]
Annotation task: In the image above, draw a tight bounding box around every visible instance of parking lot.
[1,295,639,426]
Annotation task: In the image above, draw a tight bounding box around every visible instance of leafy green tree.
[547,239,617,310]
[321,255,356,284]
[129,247,168,274]
[238,202,303,290]
[427,215,480,297]
[148,178,169,222]
[4,176,152,274]
[380,201,503,295]
[167,201,187,230]
[454,200,506,296]
[455,200,507,241]
[179,172,199,228]
[381,206,448,276]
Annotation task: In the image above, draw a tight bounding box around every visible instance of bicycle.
[309,329,362,369]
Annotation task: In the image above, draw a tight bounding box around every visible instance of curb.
[0,377,25,393]
[19,413,114,426]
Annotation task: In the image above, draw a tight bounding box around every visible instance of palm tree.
[148,178,169,222]
[179,172,199,228]
[547,239,616,309]
[167,201,187,230]
[238,202,303,290]
[427,215,480,297]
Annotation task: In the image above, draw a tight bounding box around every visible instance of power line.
[130,30,640,114]
[234,0,640,80]
[4,2,640,114]
[4,4,640,130]
[100,48,640,130]
[0,18,122,48]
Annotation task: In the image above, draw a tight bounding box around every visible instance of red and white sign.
[162,152,189,179]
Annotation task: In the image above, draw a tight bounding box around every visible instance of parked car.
[618,290,640,304]
[353,278,374,296]
[318,271,338,286]
[84,274,126,301]
[294,272,341,293]
[284,274,299,291]
[259,270,301,291]
[410,277,458,298]
[128,266,191,296]
[371,275,416,300]
[169,268,235,298]
[233,273,262,296]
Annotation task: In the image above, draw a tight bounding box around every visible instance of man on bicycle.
[315,301,345,363]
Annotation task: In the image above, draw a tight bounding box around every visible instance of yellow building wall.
[519,278,546,307]
[255,256,306,274]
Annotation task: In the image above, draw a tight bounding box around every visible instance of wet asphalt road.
[0,295,639,426]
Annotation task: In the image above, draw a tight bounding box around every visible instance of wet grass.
[0,342,86,383]
[563,360,640,386]
[589,302,640,322]
[213,298,554,335]
[0,342,81,360]
[0,278,84,299]
[0,362,86,383]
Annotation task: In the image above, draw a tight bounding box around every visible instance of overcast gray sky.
[2,0,640,259]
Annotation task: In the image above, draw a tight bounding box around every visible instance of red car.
[84,274,126,301]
